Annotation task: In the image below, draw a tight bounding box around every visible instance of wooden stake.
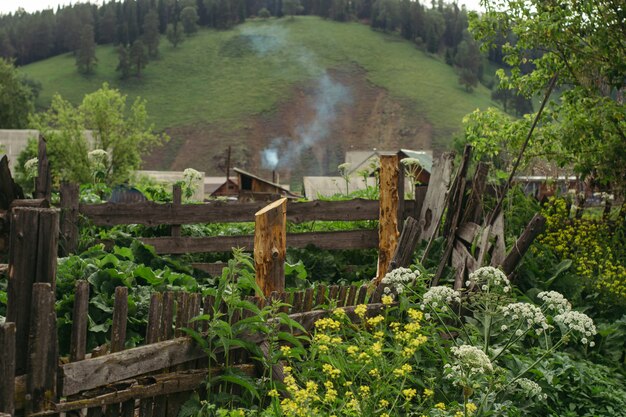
[376,154,400,283]
[110,287,128,353]
[387,216,420,272]
[34,135,51,202]
[254,198,287,297]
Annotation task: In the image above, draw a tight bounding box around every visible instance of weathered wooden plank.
[34,135,51,202]
[191,262,226,276]
[356,285,368,304]
[419,152,455,242]
[79,199,381,226]
[111,287,128,353]
[146,293,163,344]
[0,323,16,415]
[387,216,420,272]
[345,285,357,307]
[60,303,393,397]
[60,183,80,256]
[462,162,489,225]
[302,288,314,312]
[70,281,90,362]
[26,283,57,415]
[7,208,59,375]
[9,199,50,209]
[376,154,400,283]
[255,198,287,297]
[162,292,175,341]
[456,222,481,245]
[315,285,326,308]
[0,155,24,210]
[141,229,379,254]
[490,212,507,267]
[501,214,546,276]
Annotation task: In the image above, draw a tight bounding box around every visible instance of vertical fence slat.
[0,323,16,416]
[356,285,368,304]
[315,285,326,308]
[328,285,339,304]
[337,286,348,308]
[346,285,357,306]
[377,154,400,283]
[60,182,80,256]
[110,287,128,353]
[26,283,57,415]
[70,280,89,362]
[162,292,175,341]
[171,184,182,238]
[303,288,314,312]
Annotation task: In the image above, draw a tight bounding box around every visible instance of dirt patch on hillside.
[143,66,432,185]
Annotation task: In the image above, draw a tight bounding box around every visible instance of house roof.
[344,149,433,176]
[303,176,378,200]
[233,167,300,198]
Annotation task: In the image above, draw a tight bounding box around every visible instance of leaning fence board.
[59,302,391,397]
[419,153,454,242]
[141,229,379,254]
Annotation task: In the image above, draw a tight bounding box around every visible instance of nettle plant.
[420,266,597,415]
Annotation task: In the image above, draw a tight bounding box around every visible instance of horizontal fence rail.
[79,199,417,226]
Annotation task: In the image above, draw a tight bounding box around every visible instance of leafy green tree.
[180,6,199,34]
[130,39,148,77]
[27,83,167,186]
[166,22,185,47]
[116,44,132,79]
[282,0,303,19]
[0,58,35,128]
[142,9,160,58]
[471,0,626,195]
[258,7,271,18]
[75,24,98,75]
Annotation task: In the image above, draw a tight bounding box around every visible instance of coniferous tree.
[282,0,303,19]
[116,44,132,79]
[454,31,481,92]
[75,24,97,74]
[166,22,185,47]
[142,9,160,57]
[0,58,35,129]
[181,6,199,34]
[129,39,148,76]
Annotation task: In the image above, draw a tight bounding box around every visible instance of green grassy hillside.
[21,16,498,170]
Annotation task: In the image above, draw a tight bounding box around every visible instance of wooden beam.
[376,154,400,283]
[254,198,287,296]
[141,229,379,254]
[171,184,182,238]
[419,153,454,242]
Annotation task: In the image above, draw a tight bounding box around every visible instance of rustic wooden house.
[233,167,300,201]
[209,178,239,198]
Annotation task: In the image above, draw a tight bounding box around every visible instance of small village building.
[233,167,300,201]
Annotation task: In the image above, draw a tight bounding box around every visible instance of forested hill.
[20,17,498,178]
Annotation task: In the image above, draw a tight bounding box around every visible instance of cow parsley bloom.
[554,310,597,344]
[500,302,549,334]
[516,378,547,400]
[420,286,461,310]
[537,291,571,314]
[466,266,511,294]
[444,345,493,386]
[381,267,419,295]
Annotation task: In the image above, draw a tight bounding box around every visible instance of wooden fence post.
[254,198,287,297]
[26,283,57,415]
[6,207,59,374]
[376,154,399,283]
[60,182,80,256]
[0,322,16,416]
[171,184,182,238]
[70,281,90,362]
[34,135,51,202]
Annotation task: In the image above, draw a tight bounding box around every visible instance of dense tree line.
[0,0,531,111]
